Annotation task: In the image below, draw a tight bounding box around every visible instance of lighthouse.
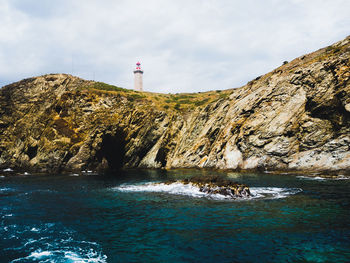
[133,62,143,91]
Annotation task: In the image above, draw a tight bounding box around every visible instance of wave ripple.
[1,223,107,263]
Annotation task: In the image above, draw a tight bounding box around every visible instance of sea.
[1,169,350,263]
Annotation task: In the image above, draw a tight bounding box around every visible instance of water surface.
[1,169,349,262]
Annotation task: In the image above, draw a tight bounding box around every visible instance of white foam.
[23,239,37,247]
[297,175,326,181]
[114,182,302,200]
[1,214,13,219]
[0,175,5,178]
[64,251,85,262]
[116,182,209,198]
[11,250,53,261]
[3,168,13,172]
[249,187,302,199]
[69,173,80,176]
[64,250,107,263]
[334,175,350,180]
[0,187,14,193]
[6,221,107,263]
[82,170,98,175]
[23,172,30,175]
[11,249,107,263]
[263,170,273,173]
[297,175,350,181]
[29,250,52,258]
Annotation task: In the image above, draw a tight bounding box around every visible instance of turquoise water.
[1,169,350,262]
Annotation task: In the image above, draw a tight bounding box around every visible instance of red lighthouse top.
[134,61,143,74]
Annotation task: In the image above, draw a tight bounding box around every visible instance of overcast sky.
[0,0,349,93]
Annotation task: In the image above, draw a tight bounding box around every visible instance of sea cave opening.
[97,132,126,171]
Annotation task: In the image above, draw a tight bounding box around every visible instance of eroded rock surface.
[0,36,349,173]
[181,175,251,198]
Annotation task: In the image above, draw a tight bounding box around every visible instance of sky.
[0,0,349,93]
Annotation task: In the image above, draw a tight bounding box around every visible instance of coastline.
[1,36,349,174]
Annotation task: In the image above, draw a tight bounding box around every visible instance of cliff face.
[1,36,349,173]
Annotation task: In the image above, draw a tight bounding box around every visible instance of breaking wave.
[114,182,302,200]
[249,187,302,199]
[1,222,107,263]
[11,249,107,263]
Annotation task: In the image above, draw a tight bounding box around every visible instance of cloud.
[0,0,349,93]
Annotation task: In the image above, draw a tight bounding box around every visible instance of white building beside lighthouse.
[133,62,143,91]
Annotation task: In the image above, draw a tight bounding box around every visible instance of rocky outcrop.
[180,175,251,198]
[0,36,349,173]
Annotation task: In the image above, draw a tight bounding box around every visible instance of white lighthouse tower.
[133,62,143,91]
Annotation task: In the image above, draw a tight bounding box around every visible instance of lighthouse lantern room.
[133,62,143,91]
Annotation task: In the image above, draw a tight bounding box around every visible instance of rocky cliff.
[1,36,349,173]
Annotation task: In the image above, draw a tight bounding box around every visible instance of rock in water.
[0,36,350,173]
[181,175,251,198]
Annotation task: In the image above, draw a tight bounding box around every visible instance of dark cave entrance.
[96,132,126,171]
[26,145,38,160]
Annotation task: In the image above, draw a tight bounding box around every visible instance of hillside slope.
[0,36,349,173]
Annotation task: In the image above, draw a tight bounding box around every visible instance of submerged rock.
[181,175,251,198]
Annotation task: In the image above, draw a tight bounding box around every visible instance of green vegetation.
[127,93,146,101]
[74,39,347,114]
[79,80,233,112]
[92,82,128,92]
